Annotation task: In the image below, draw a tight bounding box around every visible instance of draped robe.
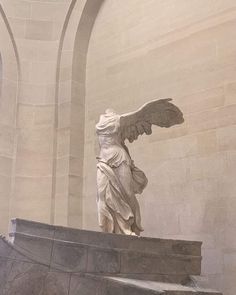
[96,111,148,235]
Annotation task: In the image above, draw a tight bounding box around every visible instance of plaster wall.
[0,6,19,235]
[84,1,236,294]
[0,0,103,232]
[0,0,72,226]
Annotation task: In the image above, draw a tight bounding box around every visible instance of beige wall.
[0,0,71,226]
[54,0,103,227]
[84,1,236,294]
[0,5,19,235]
[0,0,103,232]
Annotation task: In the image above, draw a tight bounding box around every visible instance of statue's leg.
[97,165,134,235]
[130,196,143,235]
[113,163,143,235]
[97,168,114,233]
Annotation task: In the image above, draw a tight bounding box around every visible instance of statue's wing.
[120,98,184,142]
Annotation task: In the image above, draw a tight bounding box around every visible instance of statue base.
[0,218,222,294]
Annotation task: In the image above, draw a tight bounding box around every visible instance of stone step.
[94,275,222,295]
[10,232,201,278]
[11,218,202,256]
[0,218,222,295]
[0,237,221,295]
[0,234,189,284]
[0,238,222,295]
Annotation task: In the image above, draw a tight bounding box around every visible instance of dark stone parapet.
[0,219,221,295]
[11,218,202,256]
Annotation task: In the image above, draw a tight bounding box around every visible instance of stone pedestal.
[0,218,222,294]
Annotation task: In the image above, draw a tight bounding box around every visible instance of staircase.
[0,218,222,294]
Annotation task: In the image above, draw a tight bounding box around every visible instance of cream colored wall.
[0,0,71,225]
[0,0,103,232]
[84,1,236,294]
[0,0,83,230]
[0,6,19,235]
[55,0,103,227]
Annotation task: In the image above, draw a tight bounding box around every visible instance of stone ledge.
[10,232,201,276]
[0,219,222,294]
[11,218,202,256]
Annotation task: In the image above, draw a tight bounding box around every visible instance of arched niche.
[0,4,19,234]
[52,0,104,227]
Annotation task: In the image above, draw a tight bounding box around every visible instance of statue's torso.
[96,112,131,167]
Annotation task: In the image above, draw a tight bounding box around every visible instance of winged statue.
[96,99,184,236]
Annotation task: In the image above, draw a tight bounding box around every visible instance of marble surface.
[95,100,183,236]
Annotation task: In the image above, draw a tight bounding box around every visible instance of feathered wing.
[120,98,184,143]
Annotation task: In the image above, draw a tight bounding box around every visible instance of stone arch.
[52,0,104,227]
[0,4,20,234]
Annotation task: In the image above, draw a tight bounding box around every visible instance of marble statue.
[96,99,184,236]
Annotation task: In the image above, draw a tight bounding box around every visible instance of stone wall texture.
[84,1,236,295]
[0,1,235,295]
[0,0,103,232]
